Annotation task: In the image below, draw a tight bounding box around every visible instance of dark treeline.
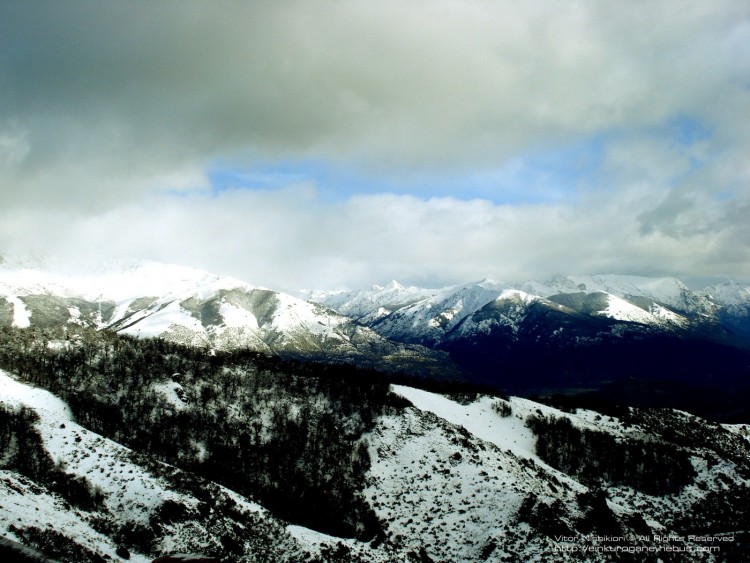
[0,324,406,539]
[527,413,696,496]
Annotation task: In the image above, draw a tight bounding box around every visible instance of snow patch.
[219,301,260,329]
[392,384,538,460]
[0,369,73,420]
[599,294,655,324]
[152,380,188,410]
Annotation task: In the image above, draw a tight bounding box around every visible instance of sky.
[1,1,749,292]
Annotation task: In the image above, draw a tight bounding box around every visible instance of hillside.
[0,325,748,561]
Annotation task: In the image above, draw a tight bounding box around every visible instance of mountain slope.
[0,369,380,563]
[333,279,509,346]
[303,280,441,325]
[2,329,749,562]
[311,275,750,413]
[367,385,750,561]
[0,261,454,378]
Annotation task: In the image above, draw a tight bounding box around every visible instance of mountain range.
[1,259,749,561]
[2,260,749,418]
[0,260,454,379]
[309,273,748,347]
[309,274,750,420]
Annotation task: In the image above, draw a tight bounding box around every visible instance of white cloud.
[0,129,30,165]
[3,183,746,290]
[0,1,748,286]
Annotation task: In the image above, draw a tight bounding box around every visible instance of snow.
[699,280,750,306]
[0,369,339,563]
[599,293,653,323]
[0,260,254,319]
[391,385,538,460]
[391,385,641,468]
[0,369,192,527]
[0,262,387,358]
[0,369,73,420]
[118,300,204,339]
[8,295,31,327]
[67,260,255,303]
[0,471,150,563]
[650,303,688,325]
[287,524,397,562]
[272,293,336,333]
[366,280,509,343]
[305,281,440,322]
[587,293,687,328]
[365,388,599,562]
[497,288,539,305]
[365,410,527,562]
[218,301,259,329]
[722,423,750,444]
[152,380,188,410]
[0,371,179,561]
[0,261,369,355]
[522,274,690,309]
[286,525,332,551]
[0,280,33,327]
[44,416,194,527]
[375,384,750,561]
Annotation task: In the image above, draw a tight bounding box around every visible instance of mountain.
[312,274,750,419]
[1,328,749,562]
[698,280,750,344]
[317,279,509,346]
[1,261,748,560]
[314,274,733,344]
[302,280,442,326]
[4,260,747,416]
[0,261,455,379]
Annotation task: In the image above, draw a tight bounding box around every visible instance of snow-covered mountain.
[312,274,750,407]
[327,279,509,346]
[303,280,442,325]
[522,274,693,306]
[0,261,452,377]
[313,274,735,344]
[698,279,750,306]
[2,260,749,411]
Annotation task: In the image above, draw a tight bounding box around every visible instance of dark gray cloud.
[0,1,748,287]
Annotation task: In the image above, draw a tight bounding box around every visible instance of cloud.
[0,1,748,286]
[2,183,746,291]
[2,2,747,174]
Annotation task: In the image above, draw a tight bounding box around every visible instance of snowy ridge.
[598,293,688,326]
[0,262,450,375]
[391,384,642,475]
[304,280,440,324]
[366,385,750,562]
[0,371,72,420]
[521,274,690,306]
[0,260,255,304]
[311,273,741,352]
[444,288,544,340]
[363,279,509,345]
[698,280,750,306]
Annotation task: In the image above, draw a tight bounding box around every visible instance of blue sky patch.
[205,133,616,206]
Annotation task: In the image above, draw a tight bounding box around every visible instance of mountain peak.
[372,280,405,291]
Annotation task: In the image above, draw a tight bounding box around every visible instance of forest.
[0,324,409,540]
